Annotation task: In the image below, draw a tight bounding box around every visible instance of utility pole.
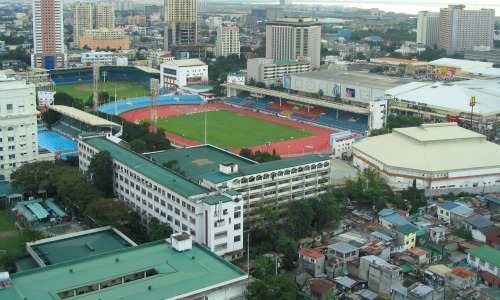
[469,96,476,130]
[204,111,207,144]
[92,63,100,112]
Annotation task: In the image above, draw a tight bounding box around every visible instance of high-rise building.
[266,17,321,68]
[215,22,240,58]
[32,0,66,69]
[73,2,93,48]
[416,11,439,48]
[0,76,39,180]
[95,3,115,29]
[439,5,495,54]
[164,0,198,50]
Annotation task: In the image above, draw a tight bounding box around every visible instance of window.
[234,223,241,230]
[234,235,241,242]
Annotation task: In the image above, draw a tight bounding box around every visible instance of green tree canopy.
[247,274,302,300]
[88,151,114,197]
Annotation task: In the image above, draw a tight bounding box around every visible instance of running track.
[120,103,335,156]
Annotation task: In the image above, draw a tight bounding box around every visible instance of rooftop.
[83,136,209,197]
[1,240,247,300]
[291,69,409,91]
[50,105,120,128]
[464,214,493,229]
[429,58,493,69]
[467,245,500,268]
[353,123,500,172]
[163,58,206,68]
[28,227,135,266]
[387,79,500,116]
[13,198,66,223]
[328,242,359,254]
[396,224,418,235]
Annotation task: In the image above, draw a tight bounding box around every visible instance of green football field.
[155,110,312,148]
[55,81,148,102]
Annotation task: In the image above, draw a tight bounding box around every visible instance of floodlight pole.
[204,111,207,144]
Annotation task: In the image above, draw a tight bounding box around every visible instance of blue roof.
[378,208,395,217]
[383,213,411,226]
[484,195,500,205]
[439,201,460,211]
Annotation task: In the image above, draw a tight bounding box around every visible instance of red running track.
[120,103,335,156]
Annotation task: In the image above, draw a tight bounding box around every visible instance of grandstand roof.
[134,65,160,74]
[50,105,120,127]
[387,80,500,116]
[353,123,500,172]
[83,136,209,197]
[223,83,369,115]
[164,58,207,68]
[2,239,247,300]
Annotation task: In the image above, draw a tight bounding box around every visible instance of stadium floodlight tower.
[92,63,100,112]
[150,78,160,130]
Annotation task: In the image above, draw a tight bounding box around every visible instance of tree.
[42,110,61,128]
[252,256,275,279]
[88,151,114,197]
[130,139,147,152]
[11,161,56,194]
[84,198,131,229]
[311,193,342,231]
[54,92,84,109]
[276,236,297,270]
[52,166,101,213]
[147,217,173,241]
[247,274,302,300]
[239,148,252,159]
[317,89,324,99]
[287,200,314,239]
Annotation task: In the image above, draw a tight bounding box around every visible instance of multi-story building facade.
[160,58,208,89]
[80,51,128,66]
[164,0,198,49]
[79,28,129,50]
[266,17,321,68]
[0,77,39,180]
[146,145,331,220]
[94,3,115,29]
[73,2,93,48]
[32,0,66,69]
[78,136,244,258]
[247,58,311,86]
[416,11,439,48]
[439,5,495,54]
[215,22,240,58]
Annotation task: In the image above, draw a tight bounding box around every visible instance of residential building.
[353,123,500,194]
[298,247,326,277]
[160,58,208,89]
[215,22,240,58]
[146,145,331,220]
[164,0,198,49]
[94,3,115,29]
[266,17,322,68]
[326,242,359,275]
[417,11,439,48]
[32,0,66,69]
[247,58,311,87]
[359,255,402,297]
[0,77,39,180]
[73,2,93,48]
[466,245,500,286]
[446,267,476,291]
[127,15,146,26]
[437,201,474,224]
[378,208,411,229]
[78,136,244,258]
[465,49,500,64]
[330,130,357,159]
[80,51,128,66]
[395,224,417,251]
[0,228,248,300]
[439,5,495,54]
[79,28,130,50]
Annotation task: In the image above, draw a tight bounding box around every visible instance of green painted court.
[155,110,312,149]
[55,81,148,102]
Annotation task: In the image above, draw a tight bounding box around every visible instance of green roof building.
[466,245,500,277]
[0,229,248,300]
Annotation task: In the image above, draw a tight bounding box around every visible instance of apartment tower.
[95,3,115,29]
[73,2,93,48]
[164,0,198,49]
[215,22,240,58]
[439,5,495,54]
[265,17,321,68]
[416,11,439,48]
[32,0,66,69]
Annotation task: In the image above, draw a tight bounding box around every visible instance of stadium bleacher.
[99,94,204,115]
[225,95,368,132]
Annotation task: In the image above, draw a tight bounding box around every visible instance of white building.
[32,0,66,69]
[266,17,321,68]
[78,136,244,259]
[215,22,240,58]
[80,51,128,66]
[436,201,473,224]
[0,76,39,180]
[160,58,208,90]
[466,245,500,279]
[247,58,311,87]
[353,123,500,195]
[416,11,439,48]
[330,130,357,159]
[439,5,495,54]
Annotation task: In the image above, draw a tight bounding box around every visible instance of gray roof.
[328,242,359,254]
[464,214,493,229]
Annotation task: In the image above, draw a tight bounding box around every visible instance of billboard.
[346,88,356,98]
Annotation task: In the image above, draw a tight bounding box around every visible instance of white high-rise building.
[0,76,39,180]
[73,2,93,48]
[439,5,495,54]
[266,17,321,68]
[215,22,240,58]
[164,0,198,49]
[32,0,66,69]
[416,11,439,48]
[94,3,115,29]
